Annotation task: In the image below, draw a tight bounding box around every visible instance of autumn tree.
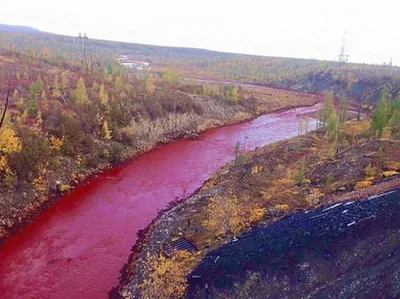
[99,84,108,106]
[144,72,155,95]
[0,127,21,186]
[101,120,112,140]
[61,70,69,92]
[161,68,179,84]
[73,77,89,105]
[52,75,61,98]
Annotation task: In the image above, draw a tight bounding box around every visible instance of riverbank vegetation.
[115,89,400,298]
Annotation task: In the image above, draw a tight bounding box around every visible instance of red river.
[0,104,319,299]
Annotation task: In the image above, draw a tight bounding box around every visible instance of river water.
[0,104,319,299]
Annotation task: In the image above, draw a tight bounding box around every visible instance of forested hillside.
[2,29,400,107]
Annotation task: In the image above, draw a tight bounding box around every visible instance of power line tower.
[338,32,349,64]
[75,32,93,73]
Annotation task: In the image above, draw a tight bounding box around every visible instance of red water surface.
[0,104,319,299]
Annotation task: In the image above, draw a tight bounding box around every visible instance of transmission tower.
[75,32,93,72]
[338,32,349,64]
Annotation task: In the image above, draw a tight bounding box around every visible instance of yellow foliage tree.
[0,128,22,184]
[74,77,89,104]
[144,73,155,95]
[101,120,112,140]
[61,70,69,92]
[0,128,22,154]
[99,84,108,106]
[52,75,61,98]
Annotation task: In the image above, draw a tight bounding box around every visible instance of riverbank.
[113,119,400,298]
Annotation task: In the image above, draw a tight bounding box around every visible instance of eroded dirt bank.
[0,102,319,299]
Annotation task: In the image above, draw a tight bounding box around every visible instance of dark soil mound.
[188,190,400,299]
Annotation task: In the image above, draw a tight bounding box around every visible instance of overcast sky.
[2,0,399,64]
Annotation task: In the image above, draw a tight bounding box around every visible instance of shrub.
[140,251,197,299]
[384,161,400,171]
[9,126,50,184]
[248,207,266,223]
[364,164,377,177]
[382,170,399,178]
[326,173,335,187]
[251,164,263,174]
[355,180,372,190]
[296,168,305,185]
[306,188,323,206]
[108,142,125,164]
[203,195,247,236]
[273,204,290,212]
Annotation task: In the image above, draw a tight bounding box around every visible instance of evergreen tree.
[339,97,348,124]
[321,92,335,125]
[27,83,38,117]
[35,75,44,93]
[388,109,400,136]
[371,94,389,138]
[327,108,338,140]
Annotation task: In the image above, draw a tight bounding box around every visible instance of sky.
[2,0,399,65]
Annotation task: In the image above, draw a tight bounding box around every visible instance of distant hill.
[1,24,400,105]
[0,24,41,34]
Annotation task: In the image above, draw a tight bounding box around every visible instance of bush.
[9,126,50,185]
[203,195,247,236]
[355,180,372,190]
[140,251,197,299]
[364,164,377,177]
[108,142,125,164]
